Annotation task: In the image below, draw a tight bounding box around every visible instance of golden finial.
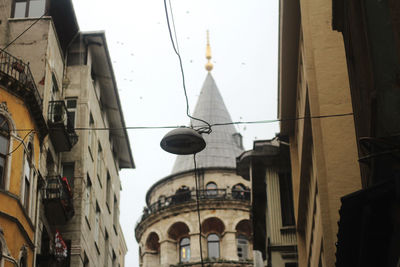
[205,30,213,72]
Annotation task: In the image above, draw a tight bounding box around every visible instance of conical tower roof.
[171,73,244,174]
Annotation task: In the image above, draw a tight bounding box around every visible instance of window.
[12,0,46,18]
[0,116,10,190]
[84,175,92,221]
[179,237,190,262]
[175,186,191,203]
[232,183,247,200]
[106,172,112,213]
[279,173,295,226]
[104,230,109,267]
[237,235,248,260]
[207,234,220,259]
[113,194,118,234]
[83,252,89,267]
[88,113,94,159]
[62,162,75,189]
[97,143,103,186]
[22,143,34,213]
[94,202,100,244]
[52,73,59,94]
[66,98,77,128]
[206,182,217,197]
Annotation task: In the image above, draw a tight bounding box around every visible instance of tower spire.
[205,30,213,72]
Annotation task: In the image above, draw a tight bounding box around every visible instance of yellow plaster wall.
[0,88,40,267]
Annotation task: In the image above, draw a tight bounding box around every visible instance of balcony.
[141,188,250,221]
[42,176,74,224]
[47,100,78,152]
[0,49,47,138]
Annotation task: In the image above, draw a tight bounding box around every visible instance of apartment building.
[0,1,134,266]
[277,1,361,266]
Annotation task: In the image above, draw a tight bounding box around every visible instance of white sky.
[71,0,279,265]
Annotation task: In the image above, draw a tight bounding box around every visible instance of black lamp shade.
[160,127,206,155]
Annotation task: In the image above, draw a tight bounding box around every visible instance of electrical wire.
[6,130,34,156]
[3,12,48,50]
[163,0,212,134]
[7,112,354,132]
[168,0,180,54]
[193,154,205,267]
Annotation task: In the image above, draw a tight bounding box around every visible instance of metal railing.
[139,188,250,222]
[0,48,43,109]
[42,175,74,219]
[47,100,78,145]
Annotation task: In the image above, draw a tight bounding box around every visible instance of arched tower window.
[174,186,191,203]
[168,221,191,263]
[179,237,190,262]
[206,182,217,197]
[207,234,220,259]
[237,235,249,260]
[235,219,252,261]
[232,183,248,200]
[145,232,160,265]
[0,115,10,190]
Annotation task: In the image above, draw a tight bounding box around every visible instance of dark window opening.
[279,172,295,226]
[62,162,75,189]
[0,115,10,190]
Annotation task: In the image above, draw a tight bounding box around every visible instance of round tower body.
[135,168,252,267]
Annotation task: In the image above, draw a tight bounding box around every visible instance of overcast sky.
[71,0,279,265]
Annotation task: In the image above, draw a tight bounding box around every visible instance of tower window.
[207,234,220,259]
[179,237,190,262]
[237,235,249,260]
[206,182,217,197]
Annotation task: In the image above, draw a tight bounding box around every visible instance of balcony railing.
[0,48,47,138]
[47,100,78,152]
[42,175,74,224]
[140,188,250,221]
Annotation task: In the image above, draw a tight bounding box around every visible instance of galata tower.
[135,37,252,267]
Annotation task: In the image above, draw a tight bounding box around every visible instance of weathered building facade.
[332,1,400,266]
[0,1,134,266]
[278,0,362,266]
[135,52,252,266]
[237,138,298,267]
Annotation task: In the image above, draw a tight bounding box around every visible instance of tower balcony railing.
[47,100,78,152]
[140,188,250,221]
[0,48,47,137]
[42,175,75,224]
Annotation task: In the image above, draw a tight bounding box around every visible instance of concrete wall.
[279,0,362,266]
